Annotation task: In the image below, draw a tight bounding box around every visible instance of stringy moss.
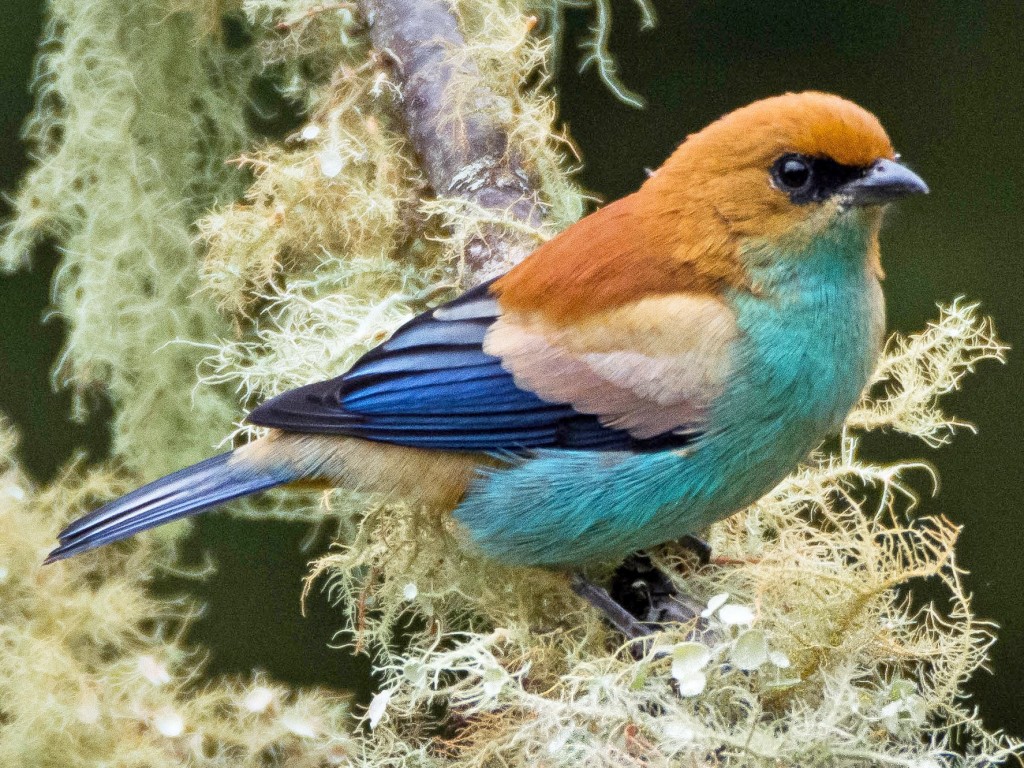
[0,0,256,481]
[0,418,354,766]
[2,0,1021,766]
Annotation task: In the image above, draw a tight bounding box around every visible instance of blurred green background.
[2,0,1021,738]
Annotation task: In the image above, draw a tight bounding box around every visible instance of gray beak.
[842,158,929,206]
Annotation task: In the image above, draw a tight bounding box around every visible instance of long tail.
[45,450,296,563]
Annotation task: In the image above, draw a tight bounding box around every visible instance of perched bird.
[47,93,927,594]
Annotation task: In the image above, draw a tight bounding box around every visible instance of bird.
[46,92,927,628]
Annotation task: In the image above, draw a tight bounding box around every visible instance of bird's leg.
[570,572,652,641]
[572,552,714,656]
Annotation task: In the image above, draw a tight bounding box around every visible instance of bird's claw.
[570,572,653,644]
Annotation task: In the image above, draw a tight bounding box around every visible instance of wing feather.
[247,282,733,452]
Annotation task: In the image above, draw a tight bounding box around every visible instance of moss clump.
[0,0,259,480]
[0,418,354,767]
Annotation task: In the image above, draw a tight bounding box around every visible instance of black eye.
[772,154,812,191]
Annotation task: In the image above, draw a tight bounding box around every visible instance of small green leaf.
[732,629,769,671]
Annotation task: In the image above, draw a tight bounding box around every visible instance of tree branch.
[358,0,545,284]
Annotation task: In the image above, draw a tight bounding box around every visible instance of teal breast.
[692,219,886,518]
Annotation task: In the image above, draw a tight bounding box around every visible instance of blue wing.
[246,282,694,452]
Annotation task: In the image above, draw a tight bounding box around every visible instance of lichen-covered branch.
[359,0,546,282]
[197,0,582,449]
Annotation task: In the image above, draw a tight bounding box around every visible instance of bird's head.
[645,91,928,275]
[494,92,927,322]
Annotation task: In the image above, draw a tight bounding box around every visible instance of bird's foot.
[609,553,709,629]
[571,552,713,658]
[570,572,653,643]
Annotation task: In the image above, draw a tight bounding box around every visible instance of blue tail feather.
[46,452,295,562]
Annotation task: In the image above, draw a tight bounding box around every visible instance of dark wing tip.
[42,550,65,565]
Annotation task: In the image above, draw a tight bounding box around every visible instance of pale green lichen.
[0,417,355,767]
[1,0,1019,766]
[0,0,253,479]
[848,299,1007,446]
[543,0,656,108]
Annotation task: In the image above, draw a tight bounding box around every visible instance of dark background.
[2,0,1021,736]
